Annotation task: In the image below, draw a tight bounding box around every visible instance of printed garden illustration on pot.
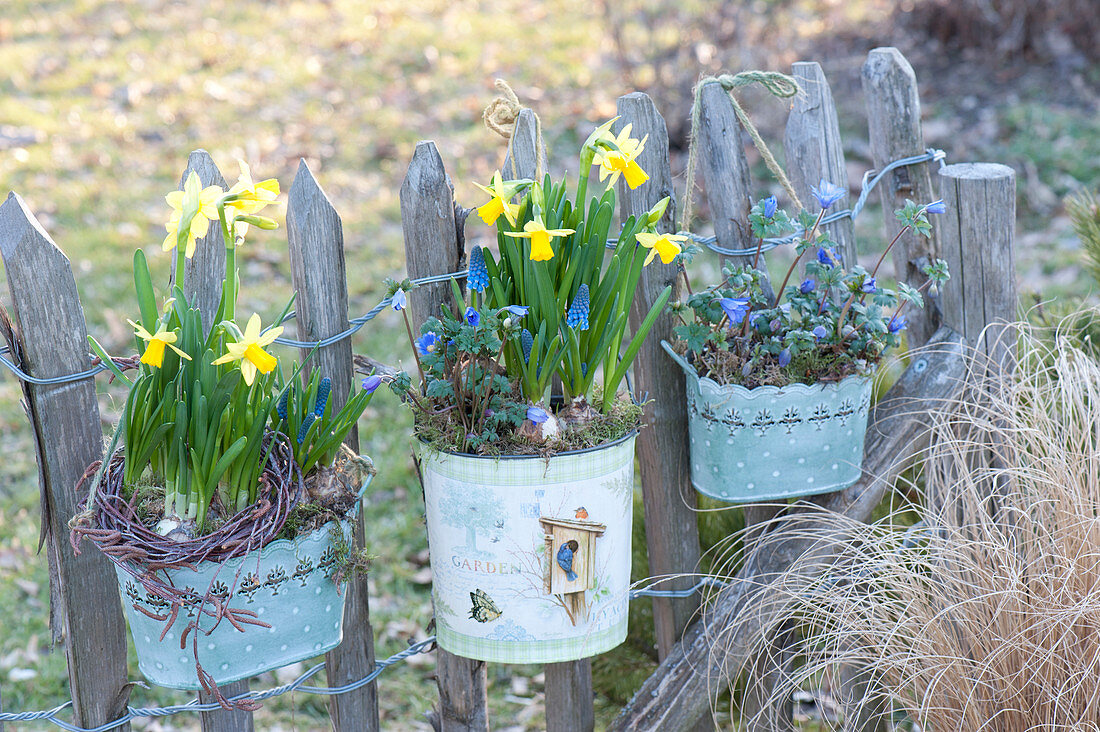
[386,118,671,664]
[666,181,951,503]
[69,164,383,704]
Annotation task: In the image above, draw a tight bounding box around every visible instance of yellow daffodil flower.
[226,160,280,240]
[472,171,521,227]
[502,219,575,262]
[636,231,687,266]
[212,313,283,385]
[594,124,649,189]
[128,319,191,368]
[162,171,224,258]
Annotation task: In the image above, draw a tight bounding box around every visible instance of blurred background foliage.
[0,0,1096,728]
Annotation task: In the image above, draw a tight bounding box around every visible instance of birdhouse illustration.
[539,515,606,625]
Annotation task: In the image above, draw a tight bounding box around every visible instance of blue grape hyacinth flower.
[566,284,590,330]
[468,245,490,292]
[520,328,533,364]
[314,377,331,417]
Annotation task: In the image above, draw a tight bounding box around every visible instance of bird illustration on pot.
[556,539,580,581]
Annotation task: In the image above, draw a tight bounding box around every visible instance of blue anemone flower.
[817,247,839,267]
[502,305,529,319]
[925,200,947,215]
[361,375,383,394]
[527,406,549,424]
[468,245,490,292]
[810,179,846,210]
[861,277,877,294]
[762,195,777,219]
[416,331,440,356]
[799,278,815,294]
[812,325,828,340]
[465,306,480,327]
[391,288,407,311]
[718,297,750,326]
[566,284,590,330]
[778,348,792,367]
[888,316,908,334]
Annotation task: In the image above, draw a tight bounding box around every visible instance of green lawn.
[0,1,1097,729]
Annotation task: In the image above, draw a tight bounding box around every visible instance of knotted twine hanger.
[482,78,545,181]
[681,70,804,231]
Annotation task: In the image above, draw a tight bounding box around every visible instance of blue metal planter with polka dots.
[114,466,373,690]
[663,342,873,503]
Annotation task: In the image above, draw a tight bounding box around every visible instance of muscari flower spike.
[520,328,533,364]
[810,179,846,210]
[566,284,590,330]
[297,412,316,445]
[277,387,290,420]
[468,246,490,293]
[315,377,331,417]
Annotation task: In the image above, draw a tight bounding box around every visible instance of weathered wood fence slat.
[0,43,1023,732]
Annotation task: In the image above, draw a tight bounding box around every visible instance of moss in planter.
[675,340,870,389]
[415,391,643,457]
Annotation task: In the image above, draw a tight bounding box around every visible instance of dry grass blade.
[718,314,1100,731]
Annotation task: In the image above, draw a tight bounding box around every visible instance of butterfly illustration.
[468,589,502,623]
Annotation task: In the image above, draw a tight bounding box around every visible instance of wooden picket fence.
[0,46,1017,731]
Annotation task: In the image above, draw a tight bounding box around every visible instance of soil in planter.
[126,449,373,544]
[415,390,643,457]
[674,341,873,389]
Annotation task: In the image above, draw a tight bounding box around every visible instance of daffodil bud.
[235,215,278,230]
[645,196,670,226]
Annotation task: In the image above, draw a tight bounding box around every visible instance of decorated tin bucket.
[115,461,373,690]
[663,342,873,503]
[419,432,636,664]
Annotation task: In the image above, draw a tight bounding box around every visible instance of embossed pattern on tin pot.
[419,433,636,664]
[116,463,373,690]
[663,342,873,503]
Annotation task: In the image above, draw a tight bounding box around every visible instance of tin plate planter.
[419,433,636,664]
[664,342,873,503]
[115,465,373,690]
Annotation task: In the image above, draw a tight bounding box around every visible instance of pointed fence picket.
[0,45,1020,732]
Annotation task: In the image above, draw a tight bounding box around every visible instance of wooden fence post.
[498,105,598,732]
[287,160,380,731]
[615,92,703,659]
[401,140,489,732]
[785,61,858,268]
[938,163,1018,370]
[0,193,132,732]
[168,153,255,732]
[696,81,775,300]
[862,47,941,348]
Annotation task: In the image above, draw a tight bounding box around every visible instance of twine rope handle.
[682,70,803,232]
[482,78,544,181]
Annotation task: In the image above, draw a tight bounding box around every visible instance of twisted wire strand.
[0,149,945,380]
